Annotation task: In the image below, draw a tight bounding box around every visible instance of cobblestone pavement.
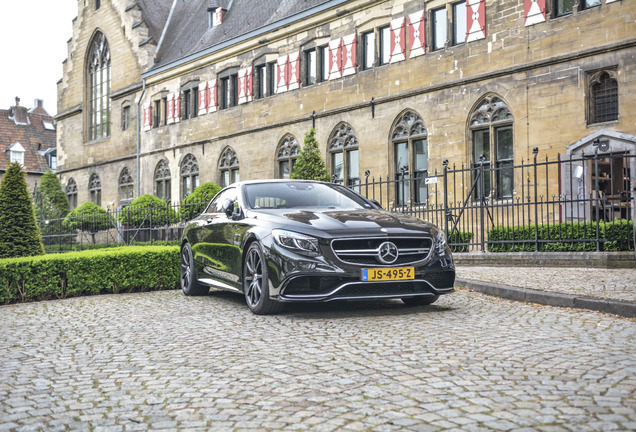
[1,289,635,432]
[456,267,636,302]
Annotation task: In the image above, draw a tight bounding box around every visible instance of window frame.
[379,25,391,65]
[329,123,360,191]
[255,64,267,99]
[276,135,300,179]
[391,111,429,206]
[89,173,102,206]
[587,69,619,125]
[180,154,200,199]
[119,167,134,202]
[452,1,467,46]
[362,30,376,70]
[88,32,111,141]
[432,7,448,51]
[305,48,317,86]
[319,45,329,82]
[66,178,78,210]
[469,96,515,200]
[155,159,172,202]
[219,147,240,187]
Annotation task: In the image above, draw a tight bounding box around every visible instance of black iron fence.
[37,150,635,254]
[358,150,635,253]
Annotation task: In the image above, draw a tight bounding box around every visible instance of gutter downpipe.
[136,78,146,198]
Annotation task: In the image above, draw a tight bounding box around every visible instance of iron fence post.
[593,139,600,252]
[443,160,449,238]
[479,156,486,252]
[533,148,539,252]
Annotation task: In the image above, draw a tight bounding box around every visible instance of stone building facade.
[56,0,636,211]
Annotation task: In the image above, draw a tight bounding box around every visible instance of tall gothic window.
[469,95,514,199]
[119,167,134,201]
[391,111,428,205]
[219,147,240,187]
[277,135,300,179]
[89,173,102,206]
[588,70,618,124]
[155,159,172,202]
[329,123,359,190]
[180,154,199,199]
[66,178,78,210]
[88,32,111,140]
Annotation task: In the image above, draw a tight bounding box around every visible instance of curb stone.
[455,278,636,318]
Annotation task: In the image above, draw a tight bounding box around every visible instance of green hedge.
[43,240,180,253]
[0,246,180,304]
[487,219,634,252]
[447,231,474,253]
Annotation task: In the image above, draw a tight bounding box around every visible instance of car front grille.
[331,237,432,266]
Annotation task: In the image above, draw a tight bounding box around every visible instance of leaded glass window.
[88,32,111,140]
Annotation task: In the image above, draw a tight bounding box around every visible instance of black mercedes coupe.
[180,180,455,314]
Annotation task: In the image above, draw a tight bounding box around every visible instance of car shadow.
[204,290,453,319]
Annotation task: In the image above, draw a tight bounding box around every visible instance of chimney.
[11,97,29,125]
[15,97,20,107]
[34,99,44,110]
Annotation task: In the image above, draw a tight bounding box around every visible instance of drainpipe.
[136,78,146,198]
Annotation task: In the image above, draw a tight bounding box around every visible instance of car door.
[193,187,245,288]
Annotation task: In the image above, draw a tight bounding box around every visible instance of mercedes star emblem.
[377,241,399,264]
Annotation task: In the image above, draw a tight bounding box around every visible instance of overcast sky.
[0,1,77,115]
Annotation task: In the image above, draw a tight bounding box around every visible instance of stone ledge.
[453,252,636,268]
[456,279,636,319]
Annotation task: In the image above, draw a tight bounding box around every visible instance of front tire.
[180,243,208,296]
[402,295,439,306]
[243,242,283,315]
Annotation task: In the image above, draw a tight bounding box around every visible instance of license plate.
[361,267,414,282]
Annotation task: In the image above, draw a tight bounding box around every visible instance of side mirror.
[371,199,382,209]
[221,198,235,218]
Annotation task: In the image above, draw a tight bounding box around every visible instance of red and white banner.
[143,101,152,130]
[390,17,406,63]
[276,54,300,93]
[342,33,357,76]
[467,0,486,42]
[524,0,546,26]
[328,38,343,80]
[198,82,208,115]
[238,67,253,104]
[207,79,217,113]
[408,10,425,58]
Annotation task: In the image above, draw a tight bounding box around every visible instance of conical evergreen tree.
[291,128,331,182]
[0,162,45,258]
[34,170,70,222]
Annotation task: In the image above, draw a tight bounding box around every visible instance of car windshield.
[245,182,372,210]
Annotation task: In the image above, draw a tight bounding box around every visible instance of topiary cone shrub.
[0,162,45,259]
[291,128,331,182]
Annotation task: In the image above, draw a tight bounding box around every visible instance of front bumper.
[266,242,455,303]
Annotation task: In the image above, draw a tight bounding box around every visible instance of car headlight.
[434,230,448,255]
[272,229,321,256]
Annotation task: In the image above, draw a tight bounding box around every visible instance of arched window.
[469,95,514,199]
[277,135,300,179]
[88,32,111,140]
[155,159,172,202]
[66,178,78,210]
[89,173,102,206]
[119,167,134,201]
[391,111,428,205]
[329,123,359,190]
[589,71,618,124]
[219,147,239,187]
[180,154,199,199]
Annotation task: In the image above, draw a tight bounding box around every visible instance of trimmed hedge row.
[43,240,180,253]
[487,219,634,252]
[0,246,180,304]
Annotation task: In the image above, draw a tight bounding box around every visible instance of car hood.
[250,208,435,238]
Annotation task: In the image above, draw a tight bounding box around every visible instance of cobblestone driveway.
[1,289,635,431]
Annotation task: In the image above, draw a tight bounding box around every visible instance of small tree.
[0,162,45,258]
[34,170,70,222]
[291,128,331,182]
[63,202,115,244]
[179,182,221,221]
[118,194,177,228]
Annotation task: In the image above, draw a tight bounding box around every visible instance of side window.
[206,188,237,213]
